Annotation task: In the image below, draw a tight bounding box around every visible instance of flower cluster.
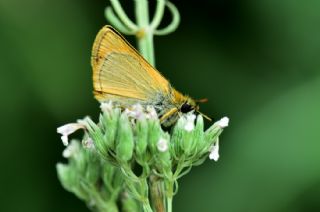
[57,103,229,212]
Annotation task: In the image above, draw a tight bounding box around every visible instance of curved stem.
[105,7,135,35]
[154,1,180,35]
[110,0,138,31]
[150,0,166,30]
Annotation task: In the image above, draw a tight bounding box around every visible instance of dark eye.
[180,103,193,113]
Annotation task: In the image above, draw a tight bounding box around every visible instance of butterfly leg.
[160,107,179,124]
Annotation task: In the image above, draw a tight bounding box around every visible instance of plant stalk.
[135,0,155,66]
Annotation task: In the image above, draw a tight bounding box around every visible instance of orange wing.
[91,25,170,104]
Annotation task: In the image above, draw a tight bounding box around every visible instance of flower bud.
[84,149,101,184]
[192,115,205,156]
[156,134,172,169]
[147,118,162,153]
[100,108,121,149]
[202,117,229,156]
[135,117,149,157]
[157,137,168,152]
[116,113,134,161]
[85,117,108,158]
[181,114,197,154]
[170,116,185,157]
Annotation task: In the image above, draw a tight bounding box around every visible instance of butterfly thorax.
[154,88,197,127]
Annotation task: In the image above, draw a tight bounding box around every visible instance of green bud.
[135,117,148,158]
[181,130,193,155]
[56,163,74,191]
[112,167,125,190]
[205,124,222,141]
[84,149,101,185]
[102,161,115,184]
[171,115,194,157]
[122,192,140,212]
[181,114,197,155]
[170,117,184,158]
[156,133,171,169]
[56,163,89,201]
[202,123,223,155]
[102,161,124,190]
[85,117,109,158]
[101,161,123,201]
[101,108,121,149]
[192,115,205,157]
[67,142,87,174]
[116,113,134,161]
[147,119,162,153]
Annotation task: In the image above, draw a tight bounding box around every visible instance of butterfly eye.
[180,103,193,113]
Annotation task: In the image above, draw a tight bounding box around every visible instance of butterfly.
[91,25,210,127]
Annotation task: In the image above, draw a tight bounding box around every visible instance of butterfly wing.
[91,25,170,106]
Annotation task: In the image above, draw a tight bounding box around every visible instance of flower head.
[157,137,168,152]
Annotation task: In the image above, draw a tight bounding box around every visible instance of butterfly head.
[179,97,212,121]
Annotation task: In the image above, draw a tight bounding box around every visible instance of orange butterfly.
[91,25,210,126]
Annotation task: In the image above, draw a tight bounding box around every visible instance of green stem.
[142,200,154,212]
[165,180,174,212]
[150,0,166,30]
[110,0,138,31]
[167,197,173,212]
[154,1,180,36]
[135,0,155,66]
[150,175,165,212]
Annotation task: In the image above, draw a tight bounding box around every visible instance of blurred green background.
[1,0,320,211]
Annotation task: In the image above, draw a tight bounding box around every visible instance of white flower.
[124,104,144,120]
[62,140,80,158]
[157,137,168,152]
[57,123,85,146]
[216,117,229,128]
[146,106,158,119]
[209,140,220,161]
[83,137,94,149]
[100,101,113,113]
[184,114,196,131]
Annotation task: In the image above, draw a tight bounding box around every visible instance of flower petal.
[209,140,220,161]
[157,137,168,152]
[57,123,85,146]
[216,117,229,128]
[184,114,196,131]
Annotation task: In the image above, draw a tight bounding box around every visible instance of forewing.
[91,26,170,103]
